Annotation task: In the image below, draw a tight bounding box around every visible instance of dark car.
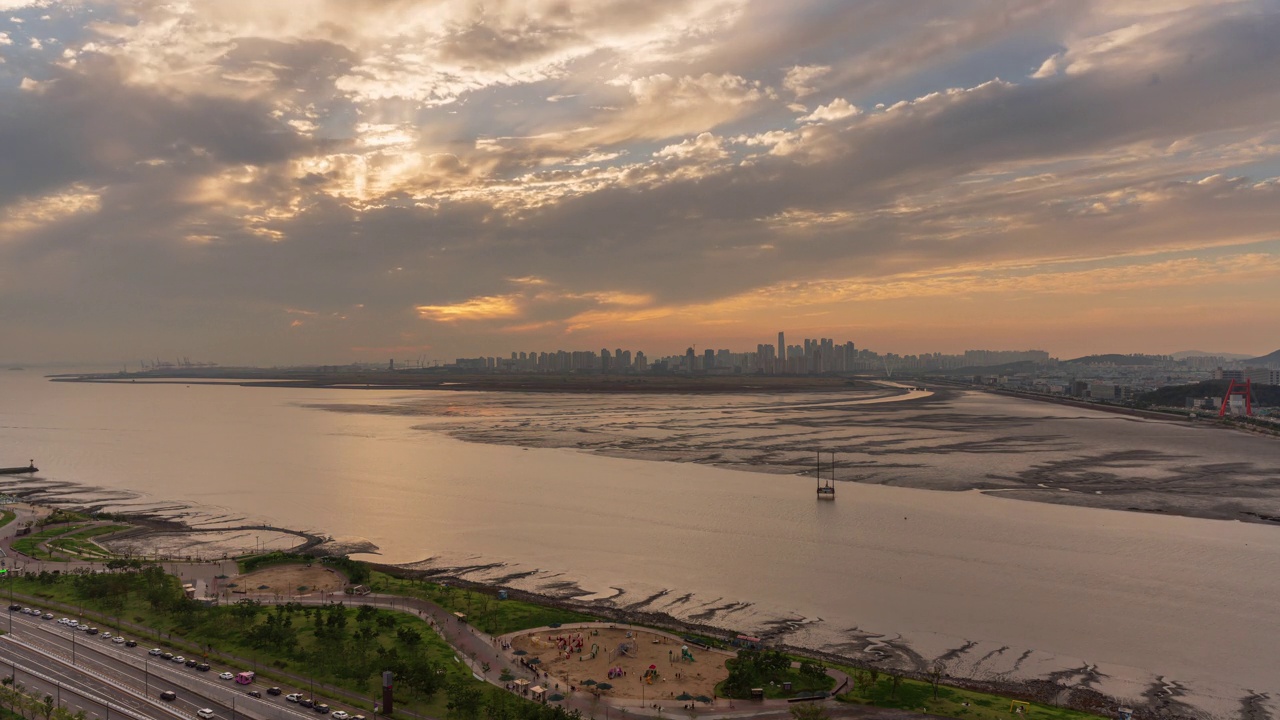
[299,698,314,709]
[196,663,211,672]
[86,627,99,635]
[162,652,173,660]
[247,690,262,698]
[185,659,198,667]
[160,691,177,701]
[314,704,330,714]
[7,604,20,611]
[125,640,137,647]
[266,687,282,696]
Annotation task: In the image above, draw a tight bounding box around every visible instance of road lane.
[4,610,344,720]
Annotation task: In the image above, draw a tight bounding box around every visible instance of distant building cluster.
[449,332,1052,376]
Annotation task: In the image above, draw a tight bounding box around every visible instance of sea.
[0,371,1277,718]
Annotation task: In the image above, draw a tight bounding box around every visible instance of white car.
[332,712,351,720]
[285,693,303,703]
[101,633,112,640]
[41,613,53,620]
[112,636,126,644]
[149,648,162,656]
[172,656,185,663]
[197,709,216,719]
[219,672,234,680]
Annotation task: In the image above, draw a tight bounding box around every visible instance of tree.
[446,678,484,720]
[928,661,946,700]
[39,694,54,720]
[789,703,829,720]
[890,674,902,699]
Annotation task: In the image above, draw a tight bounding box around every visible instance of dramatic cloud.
[1,0,1279,364]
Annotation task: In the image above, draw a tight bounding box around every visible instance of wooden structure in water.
[816,451,835,499]
[0,460,37,475]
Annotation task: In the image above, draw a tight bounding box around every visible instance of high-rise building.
[685,347,696,372]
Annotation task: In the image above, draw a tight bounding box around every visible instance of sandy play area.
[510,627,728,701]
[235,563,348,595]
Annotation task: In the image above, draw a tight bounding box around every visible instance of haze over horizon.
[2,0,1279,364]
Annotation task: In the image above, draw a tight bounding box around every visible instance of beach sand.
[510,627,729,701]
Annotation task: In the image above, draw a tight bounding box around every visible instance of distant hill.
[1245,349,1280,365]
[1064,354,1163,366]
[1170,350,1253,360]
[1139,380,1280,407]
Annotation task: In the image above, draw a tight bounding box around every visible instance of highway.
[2,608,352,720]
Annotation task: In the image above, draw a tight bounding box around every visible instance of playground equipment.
[580,643,599,662]
[681,645,695,662]
[610,641,637,660]
[643,666,659,685]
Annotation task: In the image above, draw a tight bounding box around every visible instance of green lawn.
[11,524,90,560]
[47,525,131,560]
[0,510,15,531]
[367,571,596,635]
[835,665,1108,720]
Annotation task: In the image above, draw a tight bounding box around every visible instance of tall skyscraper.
[777,331,785,373]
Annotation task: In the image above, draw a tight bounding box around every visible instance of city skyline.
[2,1,1280,364]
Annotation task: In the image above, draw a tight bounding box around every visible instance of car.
[112,637,125,644]
[162,652,173,660]
[185,659,198,668]
[331,712,351,720]
[298,698,314,708]
[285,693,303,703]
[219,671,234,680]
[247,690,261,698]
[86,627,99,635]
[149,648,162,656]
[41,613,53,620]
[159,691,177,701]
[314,704,330,714]
[197,708,216,719]
[196,663,211,672]
[101,633,112,640]
[266,687,282,696]
[352,715,366,720]
[7,604,19,611]
[125,640,137,648]
[20,608,31,614]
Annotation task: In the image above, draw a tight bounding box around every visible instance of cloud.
[783,64,830,96]
[799,98,859,123]
[2,0,1280,362]
[416,294,523,322]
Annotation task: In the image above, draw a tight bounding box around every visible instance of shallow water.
[1,373,1278,718]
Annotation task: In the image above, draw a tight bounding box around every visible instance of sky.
[1,0,1279,366]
